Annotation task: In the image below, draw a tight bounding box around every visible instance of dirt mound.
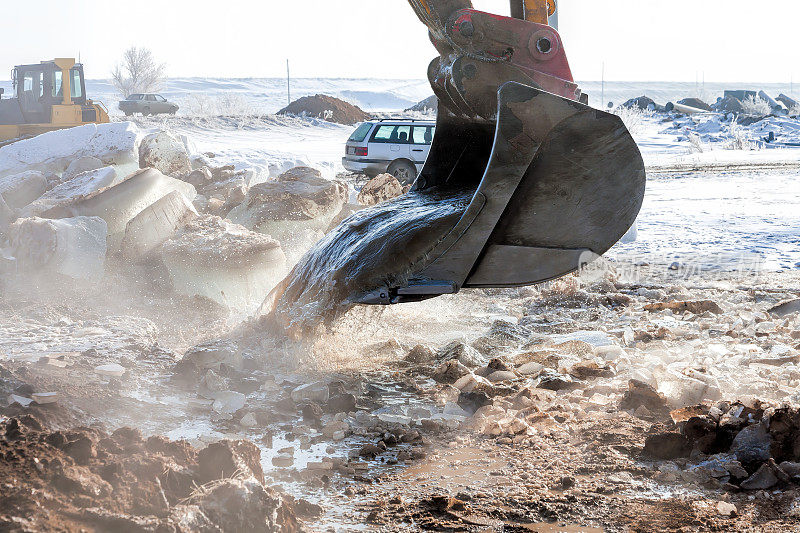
[0,416,304,532]
[278,94,371,125]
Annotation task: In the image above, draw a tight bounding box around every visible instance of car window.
[128,94,141,100]
[348,123,373,143]
[51,70,63,98]
[371,125,411,144]
[411,126,435,145]
[145,95,157,101]
[157,95,166,102]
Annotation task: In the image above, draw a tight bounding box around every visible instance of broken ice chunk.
[32,392,58,405]
[95,363,126,377]
[227,166,347,247]
[0,171,47,209]
[6,216,107,281]
[121,190,198,261]
[19,166,119,218]
[139,131,192,177]
[62,156,104,183]
[162,215,287,313]
[43,168,197,251]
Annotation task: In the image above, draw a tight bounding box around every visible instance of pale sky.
[2,0,799,83]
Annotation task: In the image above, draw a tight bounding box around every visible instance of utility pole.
[286,59,291,105]
[601,62,605,109]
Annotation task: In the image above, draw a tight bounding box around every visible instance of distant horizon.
[2,76,797,86]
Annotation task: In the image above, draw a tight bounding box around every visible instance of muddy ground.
[1,260,799,532]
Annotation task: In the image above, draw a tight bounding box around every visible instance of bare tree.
[111,47,166,97]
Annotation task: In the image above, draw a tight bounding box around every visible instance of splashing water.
[255,188,473,338]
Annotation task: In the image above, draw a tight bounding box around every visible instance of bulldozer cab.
[11,60,87,124]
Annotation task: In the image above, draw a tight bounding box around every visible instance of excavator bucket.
[351,0,646,304]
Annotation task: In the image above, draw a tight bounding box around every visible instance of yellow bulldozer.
[0,58,109,143]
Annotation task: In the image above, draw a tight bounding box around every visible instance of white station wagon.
[342,119,436,184]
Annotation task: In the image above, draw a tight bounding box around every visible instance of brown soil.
[278,95,371,125]
[0,415,304,532]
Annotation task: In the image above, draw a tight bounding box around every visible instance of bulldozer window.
[51,71,63,98]
[371,125,411,144]
[23,72,44,98]
[70,69,83,99]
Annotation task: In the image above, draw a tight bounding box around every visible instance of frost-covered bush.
[613,105,652,136]
[741,95,770,116]
[724,121,757,151]
[181,94,262,117]
[687,133,705,153]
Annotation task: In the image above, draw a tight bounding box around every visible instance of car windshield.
[348,123,373,143]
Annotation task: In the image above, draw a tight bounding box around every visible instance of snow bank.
[0,122,140,180]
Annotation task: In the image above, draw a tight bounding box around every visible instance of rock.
[716,501,737,517]
[678,98,712,111]
[487,370,516,383]
[121,190,198,260]
[19,167,119,218]
[162,215,287,313]
[228,167,348,245]
[139,131,191,176]
[644,433,692,460]
[622,95,656,110]
[437,341,485,368]
[5,216,107,281]
[183,476,290,531]
[291,382,330,404]
[405,345,435,364]
[431,360,470,384]
[730,423,772,465]
[359,443,382,458]
[328,393,357,414]
[714,96,745,114]
[198,440,264,484]
[357,174,404,206]
[272,455,294,468]
[322,419,349,438]
[779,461,800,478]
[43,168,197,251]
[517,362,544,376]
[769,299,800,318]
[645,300,723,315]
[62,156,104,182]
[0,171,47,209]
[569,361,614,380]
[240,413,258,428]
[620,380,670,416]
[210,391,246,415]
[94,363,126,377]
[740,463,779,490]
[453,373,492,393]
[537,369,577,391]
[182,340,243,372]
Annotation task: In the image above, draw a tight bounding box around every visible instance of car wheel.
[387,160,417,185]
[142,107,151,117]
